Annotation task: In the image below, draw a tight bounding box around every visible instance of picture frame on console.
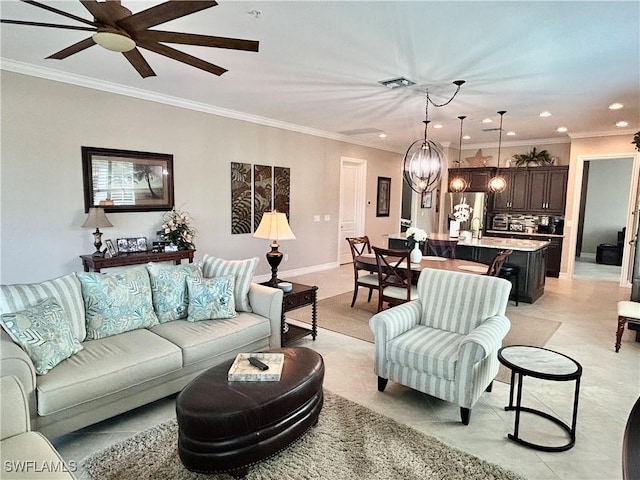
[82,146,174,213]
[105,239,117,257]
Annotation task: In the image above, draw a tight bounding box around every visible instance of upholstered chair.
[369,268,511,425]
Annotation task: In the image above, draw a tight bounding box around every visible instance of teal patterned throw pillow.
[186,275,236,322]
[0,297,83,375]
[147,263,201,323]
[77,266,159,340]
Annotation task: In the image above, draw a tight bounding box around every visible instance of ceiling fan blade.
[47,37,96,60]
[0,19,95,32]
[135,30,259,52]
[122,48,156,78]
[137,41,226,76]
[22,0,95,27]
[118,1,217,32]
[80,0,116,27]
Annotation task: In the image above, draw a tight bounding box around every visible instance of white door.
[339,158,367,264]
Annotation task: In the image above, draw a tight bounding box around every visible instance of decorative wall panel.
[253,165,273,231]
[274,166,291,219]
[230,162,252,234]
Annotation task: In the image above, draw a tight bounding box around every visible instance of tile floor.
[53,264,639,480]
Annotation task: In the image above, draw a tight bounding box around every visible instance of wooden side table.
[80,249,195,272]
[280,282,318,347]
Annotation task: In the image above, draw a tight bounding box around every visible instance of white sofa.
[0,260,283,439]
[0,375,76,479]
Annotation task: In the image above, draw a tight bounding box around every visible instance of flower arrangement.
[405,227,427,250]
[157,209,196,250]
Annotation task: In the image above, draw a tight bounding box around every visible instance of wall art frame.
[376,176,391,217]
[82,146,174,213]
[421,191,432,209]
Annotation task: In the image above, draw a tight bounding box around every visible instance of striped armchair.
[369,268,511,425]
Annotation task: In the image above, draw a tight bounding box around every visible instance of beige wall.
[0,71,401,284]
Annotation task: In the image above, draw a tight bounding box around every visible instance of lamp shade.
[253,212,295,241]
[82,207,113,229]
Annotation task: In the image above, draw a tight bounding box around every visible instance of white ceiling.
[1,1,639,153]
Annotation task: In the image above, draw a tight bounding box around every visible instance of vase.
[410,243,422,263]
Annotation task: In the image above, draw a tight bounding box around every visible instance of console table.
[80,249,195,272]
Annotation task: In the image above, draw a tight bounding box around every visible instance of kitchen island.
[387,233,549,303]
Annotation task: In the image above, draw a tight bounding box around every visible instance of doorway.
[569,155,638,285]
[338,157,367,264]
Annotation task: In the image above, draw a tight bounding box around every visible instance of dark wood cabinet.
[492,169,529,211]
[486,232,562,277]
[527,166,568,214]
[447,167,496,192]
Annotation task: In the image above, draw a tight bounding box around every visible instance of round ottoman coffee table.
[176,347,324,478]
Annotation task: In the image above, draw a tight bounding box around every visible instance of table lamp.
[253,211,296,286]
[82,207,113,256]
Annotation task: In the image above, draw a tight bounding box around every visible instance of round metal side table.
[498,345,582,452]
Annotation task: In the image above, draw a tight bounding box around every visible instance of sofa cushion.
[36,329,182,416]
[77,266,159,340]
[387,326,464,381]
[149,313,271,366]
[201,255,258,312]
[0,273,86,341]
[1,432,76,479]
[186,275,236,321]
[147,262,201,323]
[0,298,83,375]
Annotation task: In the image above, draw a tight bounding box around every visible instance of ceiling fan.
[1,0,259,78]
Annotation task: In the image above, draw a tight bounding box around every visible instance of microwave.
[492,214,509,230]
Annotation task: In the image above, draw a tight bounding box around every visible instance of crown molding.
[461,136,571,150]
[568,129,634,139]
[1,58,403,155]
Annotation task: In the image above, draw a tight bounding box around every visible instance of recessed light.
[539,111,552,117]
[433,124,443,129]
[462,135,471,140]
[616,121,629,127]
[609,103,624,110]
[378,77,416,89]
[378,133,387,138]
[506,131,516,136]
[557,127,568,133]
[482,118,493,123]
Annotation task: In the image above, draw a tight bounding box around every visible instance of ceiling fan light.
[93,31,136,53]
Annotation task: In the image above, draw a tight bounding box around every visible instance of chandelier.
[449,115,468,192]
[403,80,465,194]
[488,111,507,193]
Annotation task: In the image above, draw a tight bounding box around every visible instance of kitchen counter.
[386,232,550,252]
[386,232,548,303]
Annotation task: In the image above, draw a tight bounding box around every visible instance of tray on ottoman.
[176,347,324,479]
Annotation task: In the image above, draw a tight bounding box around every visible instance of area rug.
[81,391,525,480]
[287,291,561,383]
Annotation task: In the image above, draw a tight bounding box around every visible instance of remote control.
[248,357,269,371]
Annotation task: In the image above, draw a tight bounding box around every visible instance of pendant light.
[402,80,465,194]
[449,115,468,192]
[488,110,507,193]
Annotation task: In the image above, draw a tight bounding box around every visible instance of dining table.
[355,253,489,277]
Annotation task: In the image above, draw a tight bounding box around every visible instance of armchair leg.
[486,381,493,393]
[460,407,471,425]
[377,377,388,392]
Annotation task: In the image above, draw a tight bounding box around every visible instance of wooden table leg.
[616,316,627,353]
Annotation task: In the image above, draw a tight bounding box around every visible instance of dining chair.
[425,239,458,258]
[485,249,513,277]
[345,236,379,307]
[372,246,418,312]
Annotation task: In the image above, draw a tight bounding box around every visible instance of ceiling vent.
[379,77,415,89]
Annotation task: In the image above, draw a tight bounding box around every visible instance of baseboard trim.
[253,262,340,284]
